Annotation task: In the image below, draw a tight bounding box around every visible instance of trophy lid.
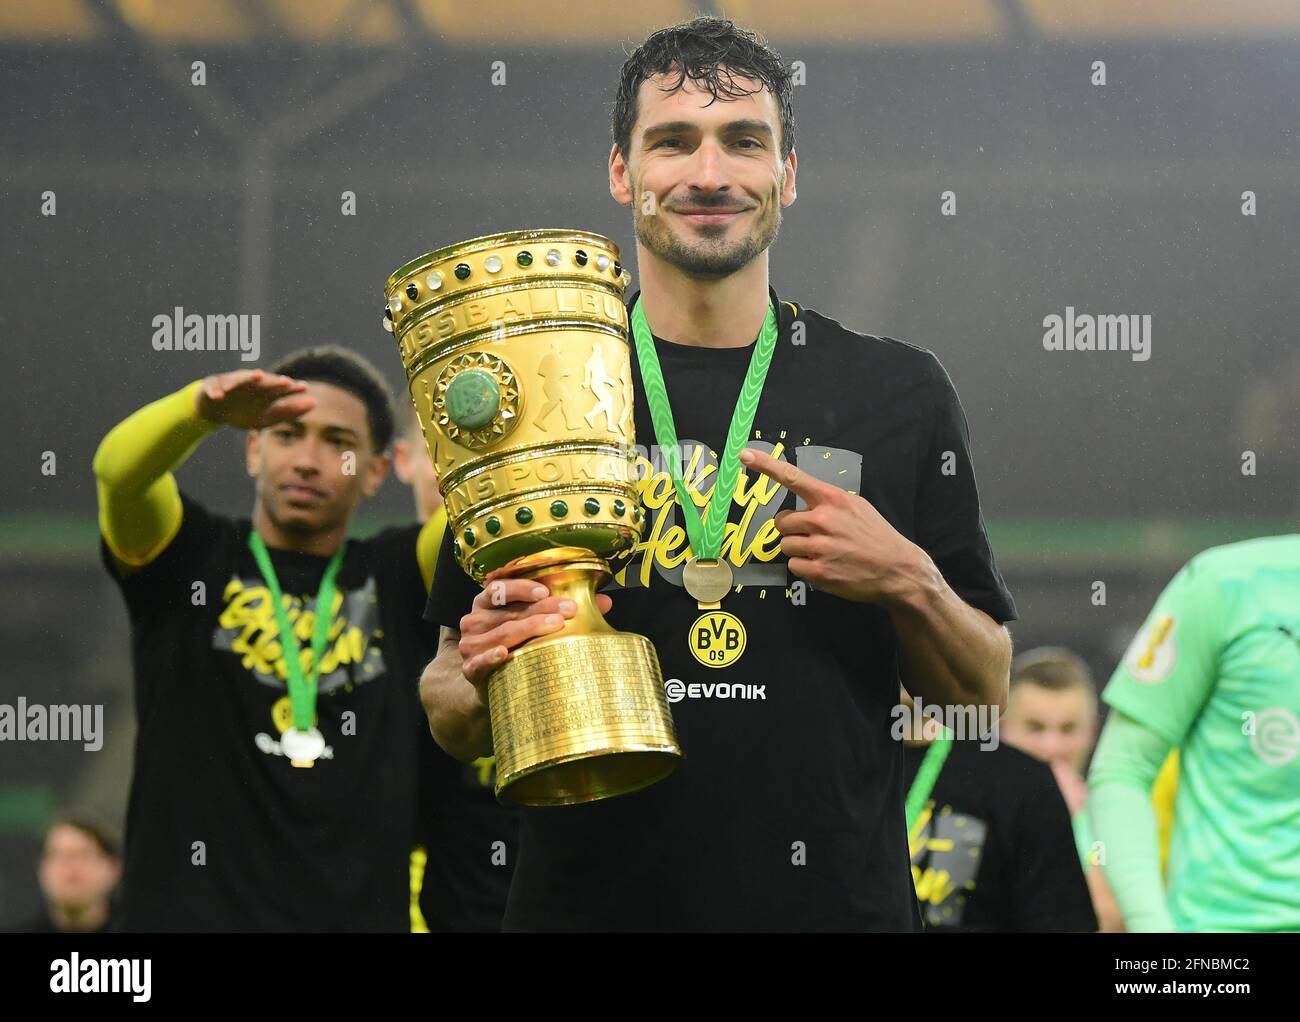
[385,228,620,290]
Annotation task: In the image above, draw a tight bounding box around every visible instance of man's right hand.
[195,369,315,429]
[458,579,614,692]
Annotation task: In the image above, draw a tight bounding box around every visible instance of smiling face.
[245,380,388,539]
[610,67,796,279]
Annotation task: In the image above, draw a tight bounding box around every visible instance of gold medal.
[631,297,778,613]
[682,557,733,609]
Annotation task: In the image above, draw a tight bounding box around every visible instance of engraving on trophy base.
[489,632,682,807]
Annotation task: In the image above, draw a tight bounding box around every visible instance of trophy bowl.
[385,229,683,806]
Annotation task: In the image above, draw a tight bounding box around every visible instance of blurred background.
[0,0,1296,923]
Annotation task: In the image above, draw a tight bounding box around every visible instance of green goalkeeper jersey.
[1103,534,1300,932]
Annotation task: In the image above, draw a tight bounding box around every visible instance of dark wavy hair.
[612,16,796,164]
[270,345,395,454]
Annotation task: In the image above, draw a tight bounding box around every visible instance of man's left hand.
[739,447,935,605]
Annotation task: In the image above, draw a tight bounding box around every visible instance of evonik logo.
[664,678,766,703]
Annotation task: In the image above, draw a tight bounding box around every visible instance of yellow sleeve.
[416,503,448,593]
[93,378,220,568]
[1151,749,1179,883]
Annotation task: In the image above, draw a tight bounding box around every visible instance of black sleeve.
[913,352,1017,623]
[99,491,232,717]
[422,519,482,631]
[98,489,226,616]
[1007,760,1098,933]
[368,523,441,735]
[369,521,429,611]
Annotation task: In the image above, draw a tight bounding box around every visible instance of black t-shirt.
[411,521,517,932]
[100,492,428,932]
[415,746,518,932]
[424,285,1017,931]
[903,739,1097,932]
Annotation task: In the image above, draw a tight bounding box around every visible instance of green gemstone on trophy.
[550,500,568,519]
[612,499,626,517]
[583,498,600,516]
[454,262,470,280]
[486,516,501,535]
[463,528,476,546]
[445,369,500,430]
[515,507,533,525]
[452,539,461,556]
[517,250,533,266]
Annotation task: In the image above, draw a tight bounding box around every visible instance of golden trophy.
[385,229,683,806]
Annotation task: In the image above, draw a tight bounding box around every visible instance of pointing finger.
[738,447,839,508]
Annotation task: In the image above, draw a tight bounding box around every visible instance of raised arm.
[93,369,314,570]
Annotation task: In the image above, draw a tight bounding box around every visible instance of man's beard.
[633,190,781,279]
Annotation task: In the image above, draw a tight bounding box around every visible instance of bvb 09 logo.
[690,611,747,669]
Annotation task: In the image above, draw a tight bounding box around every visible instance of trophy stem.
[499,548,619,641]
[484,548,683,807]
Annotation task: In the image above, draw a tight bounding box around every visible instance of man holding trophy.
[399,17,1016,930]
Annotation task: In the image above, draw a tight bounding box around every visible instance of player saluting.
[95,348,438,931]
[1090,534,1300,931]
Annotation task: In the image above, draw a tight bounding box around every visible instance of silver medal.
[282,726,325,767]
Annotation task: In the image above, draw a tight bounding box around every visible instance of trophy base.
[503,748,682,807]
[489,629,683,807]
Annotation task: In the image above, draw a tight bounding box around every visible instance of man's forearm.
[887,548,1011,711]
[93,378,219,563]
[93,378,217,493]
[1088,712,1177,932]
[421,632,493,763]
